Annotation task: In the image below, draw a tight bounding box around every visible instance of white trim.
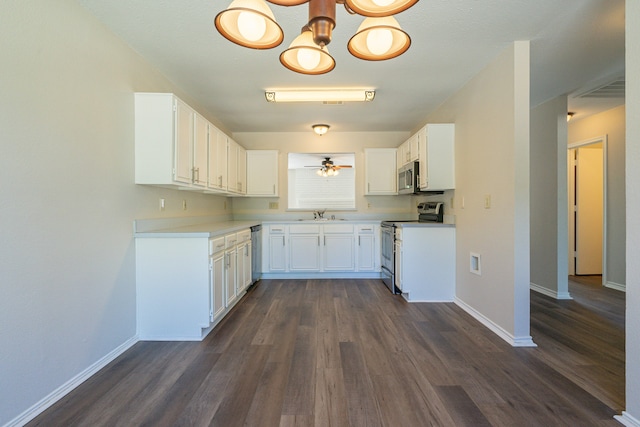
[259,272,382,280]
[606,281,627,292]
[454,297,537,347]
[567,135,608,283]
[5,336,139,427]
[530,282,573,300]
[615,411,640,427]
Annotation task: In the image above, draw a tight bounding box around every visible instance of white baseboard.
[615,411,640,426]
[606,281,626,292]
[6,336,139,427]
[530,282,573,300]
[454,297,537,347]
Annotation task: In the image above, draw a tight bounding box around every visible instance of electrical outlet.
[484,194,491,209]
[269,202,278,210]
[182,200,187,210]
[450,197,454,209]
[159,198,165,211]
[367,202,371,209]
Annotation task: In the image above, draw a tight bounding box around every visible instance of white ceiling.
[78,0,625,133]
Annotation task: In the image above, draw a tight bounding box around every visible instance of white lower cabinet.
[263,222,381,277]
[224,233,238,307]
[290,224,322,271]
[395,226,455,301]
[135,227,252,342]
[323,224,355,271]
[357,224,376,271]
[268,225,287,271]
[210,237,226,323]
[236,229,252,294]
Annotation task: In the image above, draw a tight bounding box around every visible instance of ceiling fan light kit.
[215,0,418,74]
[214,0,284,49]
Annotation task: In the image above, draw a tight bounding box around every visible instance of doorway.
[568,136,607,284]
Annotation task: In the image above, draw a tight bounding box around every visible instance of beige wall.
[423,42,533,344]
[530,97,570,298]
[232,132,412,218]
[568,105,626,289]
[0,1,227,424]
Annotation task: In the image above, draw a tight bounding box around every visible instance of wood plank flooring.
[28,277,625,426]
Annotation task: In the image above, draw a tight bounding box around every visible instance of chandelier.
[215,0,417,75]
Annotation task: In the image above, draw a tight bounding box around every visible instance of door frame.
[567,135,608,285]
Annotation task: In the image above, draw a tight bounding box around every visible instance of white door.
[323,235,355,271]
[289,235,321,271]
[225,249,237,306]
[575,144,604,275]
[174,98,194,184]
[211,253,225,321]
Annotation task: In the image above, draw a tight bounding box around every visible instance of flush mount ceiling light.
[265,89,375,102]
[312,124,330,135]
[215,0,418,74]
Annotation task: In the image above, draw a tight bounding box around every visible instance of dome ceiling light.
[215,0,418,74]
[312,124,330,135]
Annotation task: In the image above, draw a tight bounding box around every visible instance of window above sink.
[287,153,356,211]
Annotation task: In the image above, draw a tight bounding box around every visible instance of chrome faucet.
[314,209,326,219]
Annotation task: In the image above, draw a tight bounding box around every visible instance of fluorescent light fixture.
[265,89,375,103]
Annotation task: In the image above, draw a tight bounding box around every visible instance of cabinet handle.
[282,236,285,246]
[367,183,370,193]
[218,175,222,187]
[359,236,361,246]
[317,236,320,246]
[324,236,326,246]
[273,184,275,194]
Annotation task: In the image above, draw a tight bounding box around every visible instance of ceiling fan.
[305,157,352,176]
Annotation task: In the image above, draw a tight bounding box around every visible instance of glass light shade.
[348,16,411,60]
[215,0,284,49]
[345,0,418,17]
[312,124,330,135]
[280,30,335,75]
[266,0,309,5]
[316,169,323,176]
[333,169,339,176]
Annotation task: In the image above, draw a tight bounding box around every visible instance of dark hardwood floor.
[28,277,625,426]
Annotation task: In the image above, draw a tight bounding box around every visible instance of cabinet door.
[365,148,397,195]
[193,113,208,187]
[394,240,403,291]
[419,124,455,191]
[237,145,247,194]
[246,150,279,196]
[290,235,321,271]
[408,133,419,162]
[225,249,237,307]
[269,234,287,271]
[418,127,428,189]
[242,242,252,290]
[208,126,228,191]
[323,235,355,271]
[211,253,225,322]
[227,139,239,193]
[357,234,375,271]
[174,98,194,184]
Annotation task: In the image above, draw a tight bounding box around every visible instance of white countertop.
[134,220,261,238]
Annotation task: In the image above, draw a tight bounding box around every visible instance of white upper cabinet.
[192,113,209,188]
[135,93,197,187]
[208,125,228,192]
[364,148,397,195]
[237,144,247,195]
[227,138,240,194]
[418,124,455,191]
[246,150,279,197]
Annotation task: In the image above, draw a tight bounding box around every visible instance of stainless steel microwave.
[398,161,419,194]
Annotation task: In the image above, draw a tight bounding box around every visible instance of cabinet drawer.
[210,237,225,255]
[323,224,354,234]
[237,229,251,243]
[225,233,238,249]
[357,224,375,234]
[289,224,321,234]
[270,225,286,234]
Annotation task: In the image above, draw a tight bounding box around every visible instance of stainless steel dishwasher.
[250,224,262,284]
